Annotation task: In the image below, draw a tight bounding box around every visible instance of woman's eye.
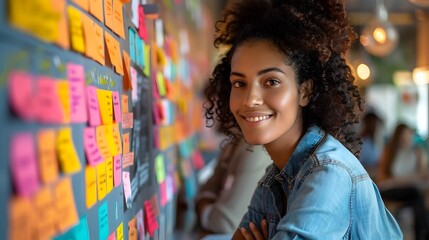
[265,79,280,86]
[231,81,245,88]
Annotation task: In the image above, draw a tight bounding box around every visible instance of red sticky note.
[144,200,158,237]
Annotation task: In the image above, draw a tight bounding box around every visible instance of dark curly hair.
[204,0,364,157]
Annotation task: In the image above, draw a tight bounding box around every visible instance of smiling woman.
[203,0,404,239]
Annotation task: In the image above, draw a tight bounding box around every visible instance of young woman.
[203,0,403,239]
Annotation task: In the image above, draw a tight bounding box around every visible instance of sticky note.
[83,127,104,166]
[54,215,90,240]
[135,37,143,68]
[131,0,139,27]
[54,177,79,232]
[82,14,105,65]
[121,94,129,113]
[155,154,165,184]
[98,201,109,240]
[136,209,145,238]
[8,71,35,120]
[159,181,167,206]
[68,5,85,53]
[116,222,124,240]
[89,0,104,22]
[104,0,114,30]
[34,187,57,239]
[156,72,167,97]
[113,0,125,39]
[96,125,112,160]
[105,32,124,75]
[144,200,158,237]
[57,80,71,123]
[96,161,107,200]
[93,21,106,66]
[104,124,118,156]
[53,0,70,49]
[112,123,122,154]
[113,155,122,187]
[128,225,137,240]
[37,129,59,184]
[192,151,205,170]
[122,112,133,129]
[108,232,117,240]
[112,91,121,123]
[122,132,130,154]
[97,88,113,125]
[10,132,39,197]
[35,76,64,123]
[72,0,89,11]
[9,196,35,240]
[122,152,134,169]
[67,63,88,123]
[128,28,136,63]
[130,66,138,102]
[143,43,151,77]
[106,157,114,194]
[122,171,132,209]
[122,50,132,91]
[86,86,101,126]
[57,127,82,174]
[85,165,97,209]
[138,5,148,41]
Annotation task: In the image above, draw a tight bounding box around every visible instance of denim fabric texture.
[239,126,403,239]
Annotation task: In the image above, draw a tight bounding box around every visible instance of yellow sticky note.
[112,123,122,154]
[89,0,104,22]
[96,161,107,200]
[116,222,124,240]
[68,5,85,53]
[9,196,35,240]
[34,187,57,239]
[37,129,59,184]
[113,0,125,39]
[54,177,79,232]
[97,89,113,125]
[96,125,113,160]
[156,72,167,97]
[52,0,70,49]
[104,0,114,30]
[57,127,82,174]
[143,43,151,77]
[106,157,114,194]
[9,0,60,43]
[155,154,166,184]
[85,165,97,209]
[57,81,71,123]
[105,124,118,156]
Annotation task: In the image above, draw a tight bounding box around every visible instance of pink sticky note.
[122,112,134,129]
[112,91,121,123]
[35,77,64,123]
[144,200,158,237]
[131,67,138,103]
[159,181,167,207]
[136,209,145,239]
[8,71,36,120]
[122,171,132,209]
[67,63,88,123]
[113,155,122,187]
[108,232,117,240]
[10,133,39,197]
[86,86,101,126]
[83,127,104,166]
[138,5,148,41]
[192,151,205,170]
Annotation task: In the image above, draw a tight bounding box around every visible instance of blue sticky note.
[98,201,109,240]
[129,28,136,63]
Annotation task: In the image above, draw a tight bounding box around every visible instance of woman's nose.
[243,86,263,107]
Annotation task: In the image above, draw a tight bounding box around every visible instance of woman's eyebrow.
[230,67,285,77]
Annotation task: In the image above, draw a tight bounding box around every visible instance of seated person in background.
[377,123,429,240]
[195,138,271,236]
[359,111,384,178]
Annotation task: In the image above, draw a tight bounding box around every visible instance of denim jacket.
[239,126,402,239]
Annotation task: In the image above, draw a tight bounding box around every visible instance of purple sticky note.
[86,86,101,126]
[10,132,39,197]
[113,155,122,187]
[83,127,104,166]
[67,63,88,123]
[112,91,121,123]
[35,76,64,123]
[8,71,36,120]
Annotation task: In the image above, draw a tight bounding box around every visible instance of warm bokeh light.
[373,27,387,44]
[357,63,371,80]
[360,35,369,46]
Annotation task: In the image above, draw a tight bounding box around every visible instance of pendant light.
[360,0,399,57]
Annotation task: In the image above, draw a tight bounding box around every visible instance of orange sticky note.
[68,5,85,53]
[57,127,82,174]
[72,0,89,11]
[113,0,125,39]
[52,0,70,49]
[104,0,114,30]
[128,225,137,240]
[97,89,113,125]
[106,157,114,193]
[85,165,97,209]
[34,187,57,239]
[122,50,132,91]
[54,177,79,232]
[96,125,113,160]
[9,196,35,240]
[96,161,107,200]
[89,0,104,22]
[105,32,124,75]
[121,94,129,113]
[37,129,59,184]
[122,132,130,154]
[82,14,105,65]
[57,80,71,123]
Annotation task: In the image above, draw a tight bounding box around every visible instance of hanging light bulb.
[361,0,399,57]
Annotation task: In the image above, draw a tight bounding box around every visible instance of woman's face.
[229,40,312,146]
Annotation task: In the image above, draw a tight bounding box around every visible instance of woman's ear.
[299,80,313,107]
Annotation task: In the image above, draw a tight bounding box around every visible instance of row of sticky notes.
[128,28,151,76]
[10,129,81,197]
[9,177,79,240]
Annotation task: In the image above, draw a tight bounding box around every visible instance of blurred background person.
[377,123,429,240]
[195,138,271,238]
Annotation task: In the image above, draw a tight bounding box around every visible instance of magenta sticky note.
[159,181,167,207]
[86,86,101,126]
[138,5,148,41]
[112,91,121,123]
[67,63,88,123]
[10,132,39,197]
[35,76,64,124]
[8,71,36,120]
[113,154,122,187]
[83,127,104,166]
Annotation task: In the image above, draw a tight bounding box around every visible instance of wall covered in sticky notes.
[0,0,217,239]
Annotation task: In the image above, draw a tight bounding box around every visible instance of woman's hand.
[240,219,268,240]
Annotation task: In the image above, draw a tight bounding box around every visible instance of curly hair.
[204,0,364,157]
